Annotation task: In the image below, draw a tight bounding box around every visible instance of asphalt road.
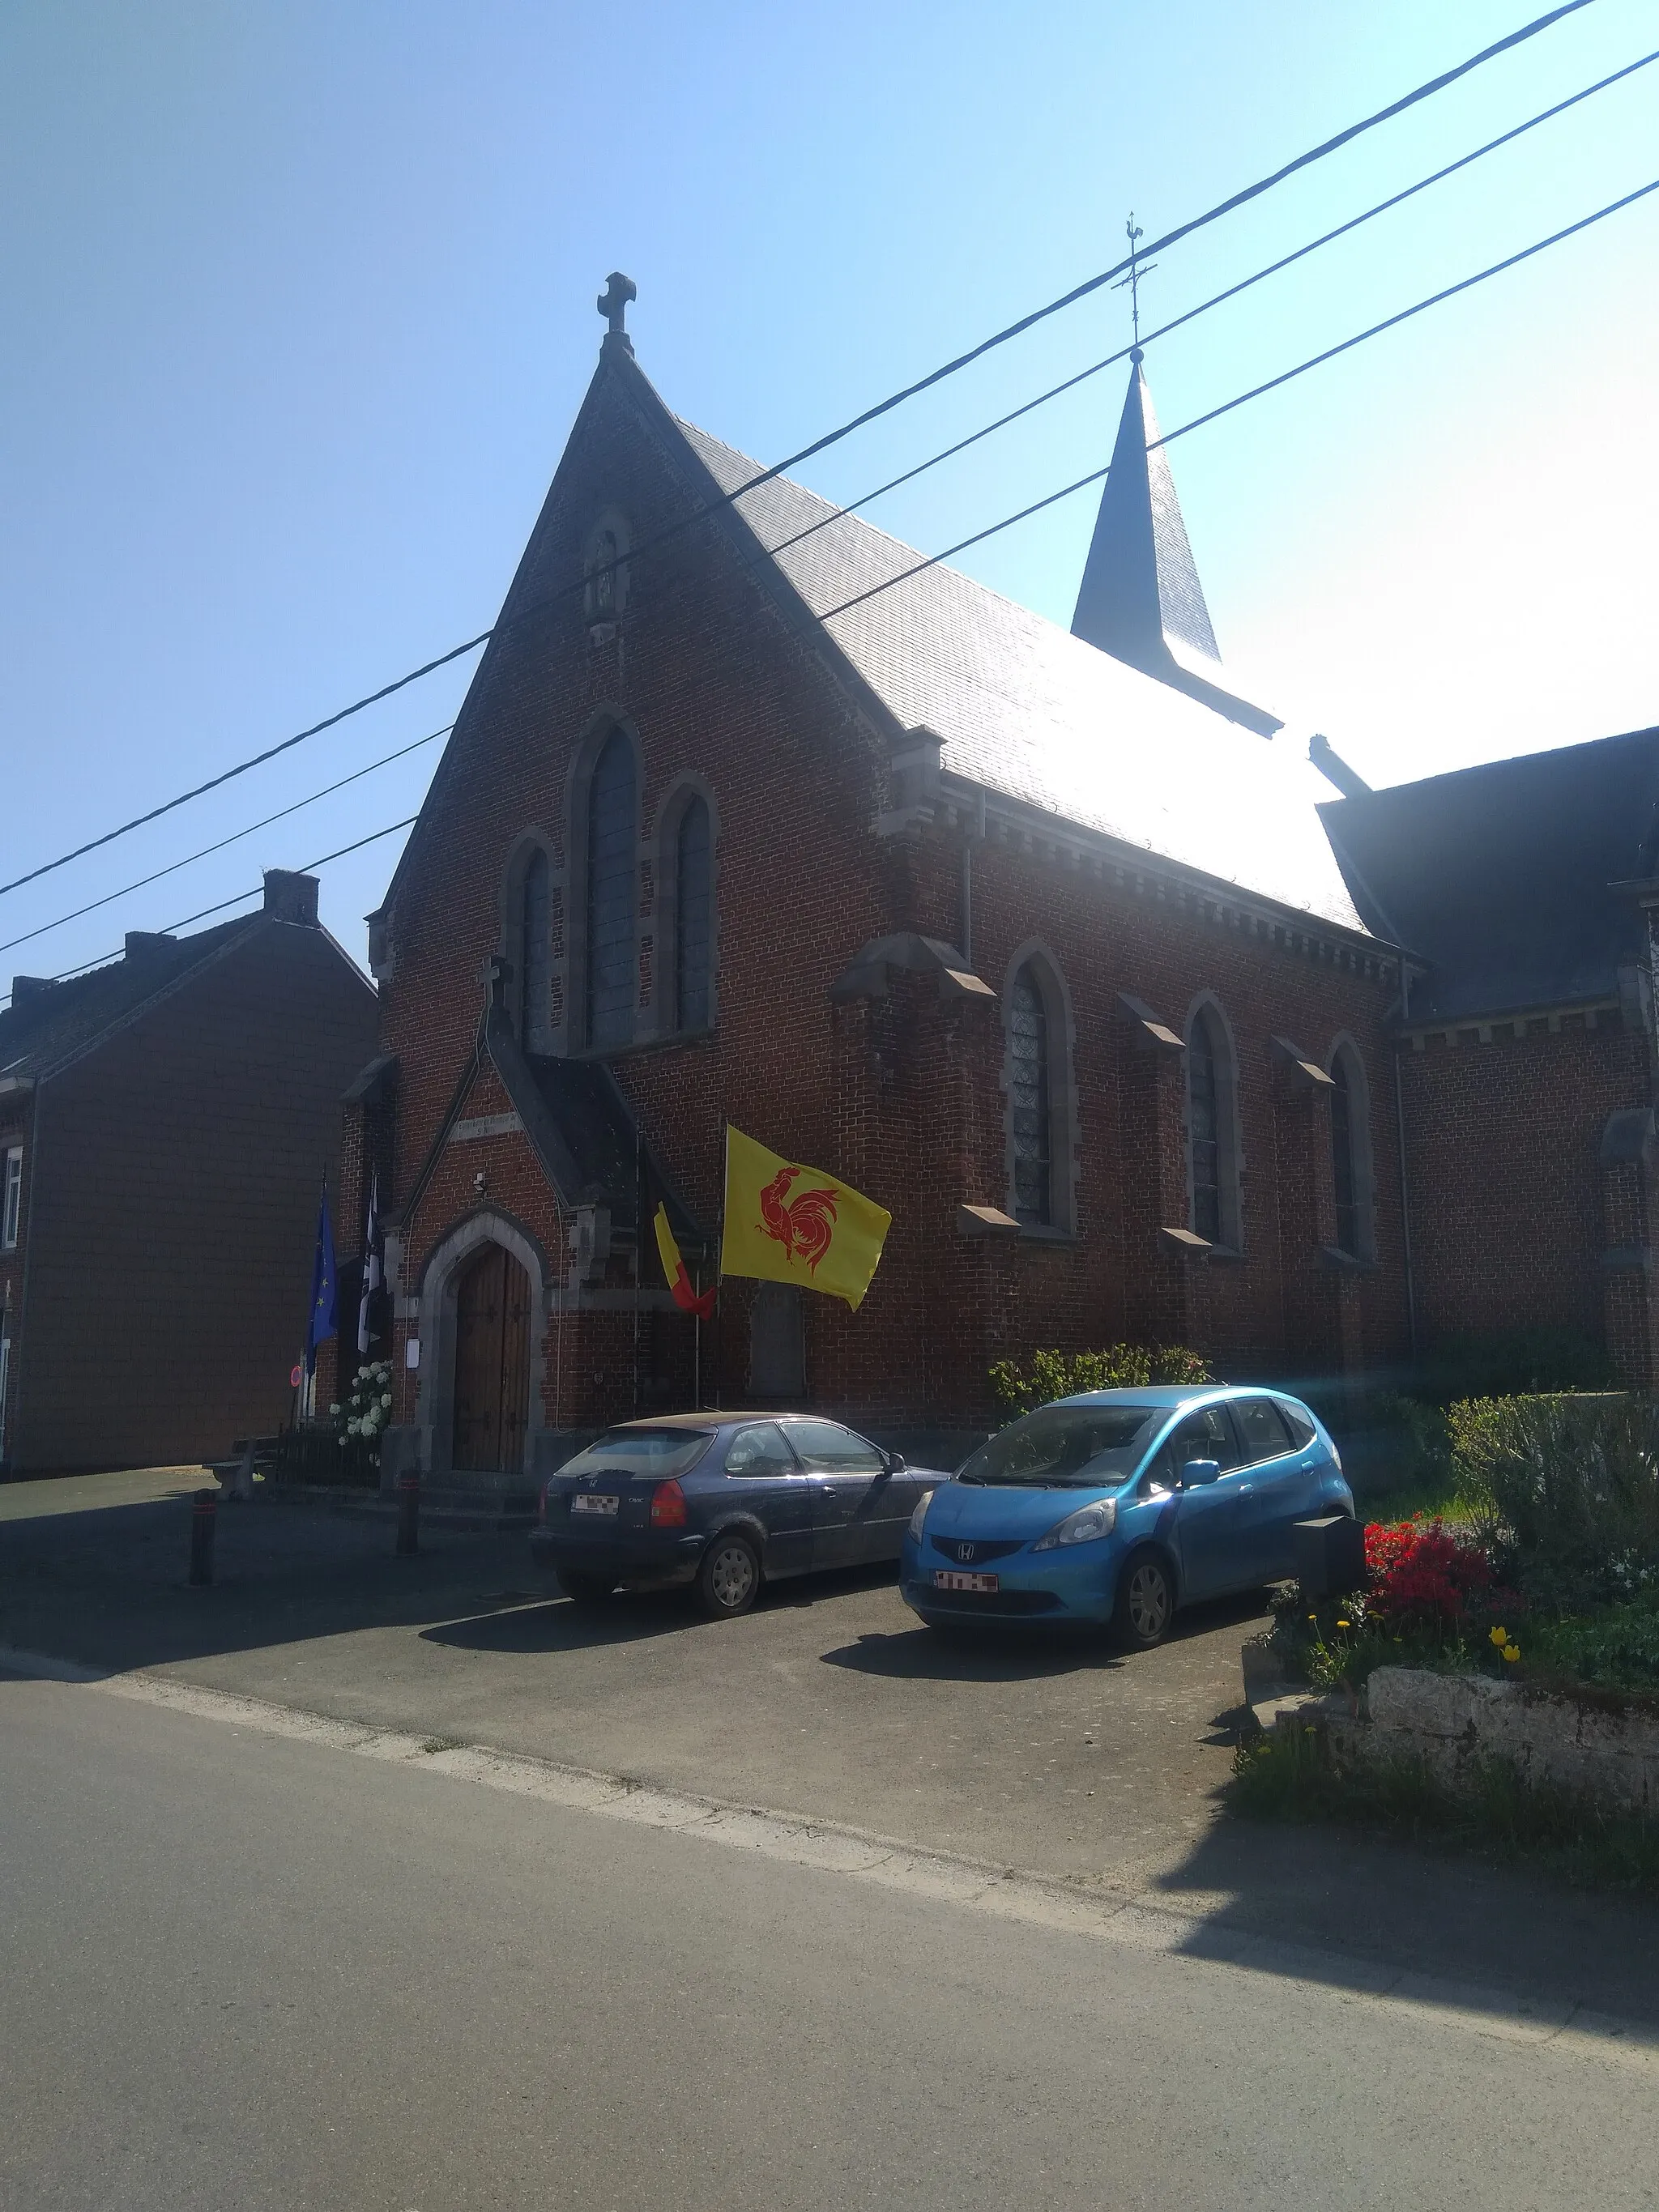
[6,1672,1657,2212]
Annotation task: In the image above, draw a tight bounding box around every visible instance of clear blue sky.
[4,0,1656,984]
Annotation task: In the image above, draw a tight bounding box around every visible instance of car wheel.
[697,1532,761,1619]
[557,1567,616,1606]
[1112,1552,1174,1650]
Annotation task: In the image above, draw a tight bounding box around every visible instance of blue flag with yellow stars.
[305,1181,338,1376]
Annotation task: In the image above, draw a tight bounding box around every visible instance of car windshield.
[957,1404,1162,1488]
[557,1428,714,1480]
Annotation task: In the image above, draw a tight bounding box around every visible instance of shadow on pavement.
[821,1626,1118,1682]
[1144,1750,1659,2031]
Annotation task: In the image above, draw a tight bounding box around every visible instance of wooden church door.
[451,1244,531,1473]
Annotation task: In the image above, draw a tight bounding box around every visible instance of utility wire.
[10,161,1653,979]
[814,173,1659,624]
[0,725,452,958]
[0,0,1598,905]
[0,816,422,1009]
[761,44,1659,564]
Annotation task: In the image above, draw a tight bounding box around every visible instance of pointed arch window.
[1188,1016,1222,1244]
[585,730,636,1051]
[1187,1001,1242,1250]
[518,847,552,1052]
[1327,1039,1375,1260]
[1009,963,1053,1226]
[674,796,712,1032]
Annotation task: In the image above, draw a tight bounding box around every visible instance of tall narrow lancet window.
[1009,963,1052,1226]
[1188,1013,1223,1244]
[585,731,636,1051]
[674,797,712,1032]
[518,848,551,1051]
[1330,1054,1358,1256]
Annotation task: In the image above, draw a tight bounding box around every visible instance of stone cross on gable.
[597,272,637,354]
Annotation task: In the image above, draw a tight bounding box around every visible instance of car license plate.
[934,1569,997,1592]
[571,1494,619,1516]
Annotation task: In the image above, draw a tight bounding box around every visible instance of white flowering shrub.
[335,1360,394,1467]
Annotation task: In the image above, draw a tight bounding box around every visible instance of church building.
[346,283,1418,1482]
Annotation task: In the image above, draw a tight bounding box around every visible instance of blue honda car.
[901,1385,1352,1646]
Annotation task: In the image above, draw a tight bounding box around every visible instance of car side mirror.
[882,1450,906,1475]
[1179,1457,1222,1489]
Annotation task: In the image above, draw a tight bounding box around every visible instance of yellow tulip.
[1489,1626,1508,1647]
[1503,1644,1520,1663]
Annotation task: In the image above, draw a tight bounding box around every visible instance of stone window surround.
[1183,991,1245,1255]
[999,939,1079,1240]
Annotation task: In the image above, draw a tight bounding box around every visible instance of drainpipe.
[1392,961,1419,1364]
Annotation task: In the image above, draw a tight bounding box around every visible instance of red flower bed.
[1363,1519,1503,1632]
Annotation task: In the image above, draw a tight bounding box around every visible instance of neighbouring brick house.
[1318,727,1659,1390]
[0,871,378,1473]
[346,296,1420,1486]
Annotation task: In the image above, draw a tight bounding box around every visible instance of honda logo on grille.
[957,1543,975,1562]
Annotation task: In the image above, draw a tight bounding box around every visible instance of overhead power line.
[0,815,421,1010]
[813,174,1659,624]
[0,0,1599,905]
[762,44,1659,564]
[0,725,452,958]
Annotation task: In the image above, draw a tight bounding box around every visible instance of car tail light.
[650,1478,688,1528]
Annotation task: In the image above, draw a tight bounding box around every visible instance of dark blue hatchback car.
[530,1413,949,1618]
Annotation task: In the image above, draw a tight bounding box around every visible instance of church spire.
[1071,352,1279,735]
[1073,353,1219,671]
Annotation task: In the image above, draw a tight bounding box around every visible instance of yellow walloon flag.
[720,1125,891,1311]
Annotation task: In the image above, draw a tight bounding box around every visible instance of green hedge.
[987,1344,1211,1421]
[1449,1392,1659,1609]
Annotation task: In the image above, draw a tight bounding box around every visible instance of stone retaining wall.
[1359,1666,1659,1814]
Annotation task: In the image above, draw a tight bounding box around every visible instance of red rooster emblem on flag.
[757,1165,840,1272]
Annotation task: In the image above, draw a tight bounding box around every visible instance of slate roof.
[0,918,255,1082]
[676,417,1364,933]
[1317,726,1659,1023]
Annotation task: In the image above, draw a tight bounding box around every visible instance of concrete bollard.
[396,1472,420,1557]
[189,1488,217,1586]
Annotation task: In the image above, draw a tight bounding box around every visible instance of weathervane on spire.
[1111,215,1156,360]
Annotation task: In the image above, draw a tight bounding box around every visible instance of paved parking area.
[7,1467,1659,2019]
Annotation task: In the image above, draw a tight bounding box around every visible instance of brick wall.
[1399,1014,1649,1359]
[11,921,378,1471]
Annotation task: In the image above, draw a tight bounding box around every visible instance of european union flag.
[305,1181,338,1376]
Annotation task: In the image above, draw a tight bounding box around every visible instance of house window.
[1186,1000,1241,1249]
[585,730,637,1051]
[519,847,551,1052]
[1009,963,1052,1226]
[2,1147,20,1250]
[674,797,712,1032]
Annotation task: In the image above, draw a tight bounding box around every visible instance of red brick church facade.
[343,294,1431,1482]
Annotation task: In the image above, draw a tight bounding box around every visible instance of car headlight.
[1032,1498,1117,1550]
[907,1489,934,1541]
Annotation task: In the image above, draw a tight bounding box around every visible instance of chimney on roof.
[123,931,176,969]
[1308,733,1371,799]
[10,976,55,1008]
[262,869,320,926]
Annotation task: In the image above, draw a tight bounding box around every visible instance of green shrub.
[987,1343,1211,1420]
[1526,1596,1659,1694]
[1449,1392,1659,1608]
